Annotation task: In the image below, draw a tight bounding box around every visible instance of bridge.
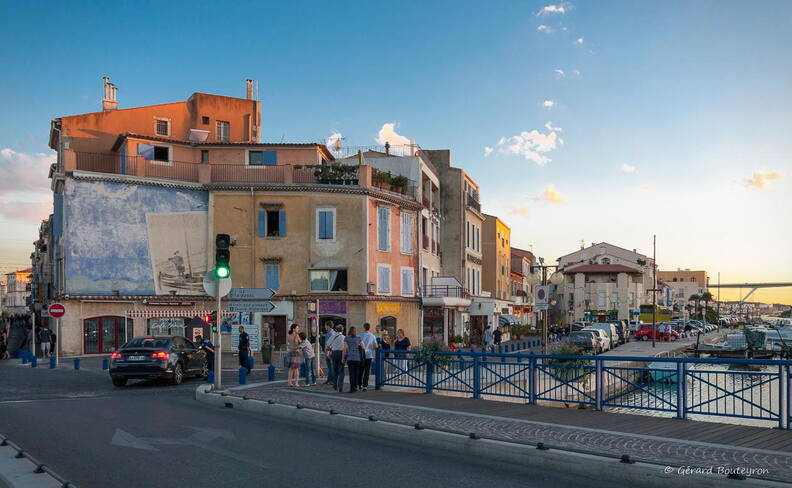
[707,282,792,303]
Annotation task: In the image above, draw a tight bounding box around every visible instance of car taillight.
[151,351,169,359]
[111,352,121,359]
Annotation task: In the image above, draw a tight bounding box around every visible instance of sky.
[0,1,790,304]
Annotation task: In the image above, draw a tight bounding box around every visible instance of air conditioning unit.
[367,282,376,295]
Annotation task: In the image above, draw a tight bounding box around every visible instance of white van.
[581,327,611,353]
[589,323,619,349]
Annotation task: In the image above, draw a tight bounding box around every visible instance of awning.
[498,314,522,326]
[126,309,237,318]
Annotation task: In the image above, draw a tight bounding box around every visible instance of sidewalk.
[214,382,792,484]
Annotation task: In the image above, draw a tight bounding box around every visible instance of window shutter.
[279,210,287,237]
[258,210,266,237]
[318,212,325,239]
[327,211,334,238]
[266,264,280,290]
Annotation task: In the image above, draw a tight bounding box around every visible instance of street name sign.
[226,301,276,313]
[228,288,275,300]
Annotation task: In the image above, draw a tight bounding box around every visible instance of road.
[0,359,621,488]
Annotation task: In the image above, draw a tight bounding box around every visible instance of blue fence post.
[497,345,502,353]
[73,358,80,370]
[102,358,109,370]
[528,353,537,405]
[207,370,214,384]
[676,361,686,419]
[21,354,28,365]
[239,367,247,385]
[267,364,276,381]
[595,359,603,411]
[31,356,37,368]
[473,354,481,399]
[49,357,56,369]
[786,365,791,430]
[778,364,785,430]
[425,361,433,394]
[375,348,383,390]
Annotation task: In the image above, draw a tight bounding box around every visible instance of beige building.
[3,269,32,315]
[657,269,708,310]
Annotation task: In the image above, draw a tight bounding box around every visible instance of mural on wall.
[64,179,208,295]
[146,212,207,295]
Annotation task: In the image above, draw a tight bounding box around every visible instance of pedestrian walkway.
[223,383,792,483]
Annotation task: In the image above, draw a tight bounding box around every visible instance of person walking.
[342,326,364,393]
[328,324,346,392]
[38,325,52,358]
[358,323,378,391]
[286,324,303,387]
[494,326,502,346]
[238,326,252,375]
[321,321,336,385]
[484,326,493,349]
[394,329,411,351]
[298,331,317,386]
[197,335,215,372]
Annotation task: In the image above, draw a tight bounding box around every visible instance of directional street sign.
[228,288,275,300]
[226,301,276,313]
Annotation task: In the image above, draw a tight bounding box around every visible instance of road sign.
[535,304,549,311]
[203,270,232,298]
[48,303,66,318]
[535,286,549,306]
[228,288,275,300]
[226,301,276,313]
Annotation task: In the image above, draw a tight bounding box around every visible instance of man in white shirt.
[328,325,346,392]
[358,323,378,391]
[321,321,336,385]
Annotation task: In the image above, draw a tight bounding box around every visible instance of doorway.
[84,316,129,354]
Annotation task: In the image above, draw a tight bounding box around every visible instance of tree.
[700,292,714,322]
[688,294,701,320]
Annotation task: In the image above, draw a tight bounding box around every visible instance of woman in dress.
[287,324,303,387]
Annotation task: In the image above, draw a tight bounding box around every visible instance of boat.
[648,361,677,383]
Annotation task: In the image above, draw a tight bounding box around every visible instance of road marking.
[229,380,287,390]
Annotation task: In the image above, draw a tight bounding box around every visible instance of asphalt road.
[0,359,623,488]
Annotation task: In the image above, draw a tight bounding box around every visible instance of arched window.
[601,257,611,265]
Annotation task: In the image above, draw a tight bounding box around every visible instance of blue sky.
[1,1,790,302]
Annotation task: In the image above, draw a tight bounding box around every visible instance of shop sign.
[376,302,401,316]
[319,301,347,315]
[143,300,195,306]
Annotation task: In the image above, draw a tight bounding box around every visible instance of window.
[202,116,210,125]
[248,150,277,166]
[466,221,470,248]
[377,264,391,293]
[598,292,606,308]
[265,263,280,290]
[401,267,414,295]
[258,210,287,237]
[309,269,347,292]
[216,121,230,142]
[153,145,169,162]
[155,118,170,137]
[201,150,209,163]
[400,212,414,254]
[317,208,335,240]
[377,207,390,251]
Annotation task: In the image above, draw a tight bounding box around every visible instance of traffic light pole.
[214,279,223,391]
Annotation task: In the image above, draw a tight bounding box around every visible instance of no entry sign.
[48,303,66,318]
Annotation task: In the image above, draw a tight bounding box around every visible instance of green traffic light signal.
[211,324,218,333]
[215,234,231,279]
[216,266,230,279]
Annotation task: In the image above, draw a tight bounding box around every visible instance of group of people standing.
[0,314,54,360]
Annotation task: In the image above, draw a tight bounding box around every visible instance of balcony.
[465,192,481,213]
[422,284,472,307]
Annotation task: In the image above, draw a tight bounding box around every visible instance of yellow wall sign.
[376,302,401,316]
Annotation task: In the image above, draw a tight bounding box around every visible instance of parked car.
[581,327,611,352]
[629,320,643,332]
[633,323,680,342]
[570,322,590,332]
[568,331,598,352]
[109,336,207,386]
[607,320,630,345]
[589,323,620,348]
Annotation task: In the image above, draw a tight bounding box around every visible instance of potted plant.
[546,344,593,384]
[391,175,408,194]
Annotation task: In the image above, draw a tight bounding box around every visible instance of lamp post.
[526,258,564,355]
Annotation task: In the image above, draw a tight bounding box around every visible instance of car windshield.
[123,337,171,349]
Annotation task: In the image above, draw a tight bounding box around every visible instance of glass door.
[85,318,100,354]
[101,317,117,353]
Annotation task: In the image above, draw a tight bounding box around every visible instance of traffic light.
[215,233,231,279]
[203,312,218,332]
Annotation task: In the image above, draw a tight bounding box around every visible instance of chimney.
[245,79,254,100]
[102,76,118,111]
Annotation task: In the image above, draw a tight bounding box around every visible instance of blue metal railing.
[375,349,792,429]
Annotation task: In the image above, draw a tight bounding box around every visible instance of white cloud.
[493,123,564,166]
[543,100,556,108]
[484,146,494,157]
[744,171,783,189]
[533,184,565,204]
[506,204,530,216]
[0,148,55,197]
[537,25,556,33]
[639,184,650,191]
[326,131,344,151]
[537,3,572,15]
[544,121,563,132]
[621,163,637,173]
[376,123,410,146]
[554,69,565,79]
[576,37,584,44]
[571,69,581,76]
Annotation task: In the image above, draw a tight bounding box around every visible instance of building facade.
[657,269,708,311]
[3,269,32,315]
[510,247,535,326]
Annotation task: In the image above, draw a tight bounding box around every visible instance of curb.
[0,435,75,488]
[194,386,786,487]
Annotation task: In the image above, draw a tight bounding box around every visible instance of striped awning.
[125,309,237,318]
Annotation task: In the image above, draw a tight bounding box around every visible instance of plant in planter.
[414,340,452,371]
[546,344,593,386]
[390,175,408,194]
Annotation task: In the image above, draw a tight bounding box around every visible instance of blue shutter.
[279,210,287,237]
[318,211,327,239]
[327,212,334,239]
[266,264,280,290]
[258,210,266,237]
[263,150,277,166]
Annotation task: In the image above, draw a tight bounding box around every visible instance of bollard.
[50,357,56,369]
[102,358,109,370]
[31,356,38,368]
[207,370,215,384]
[248,356,254,372]
[21,355,28,365]
[268,364,276,381]
[239,367,247,385]
[74,358,80,370]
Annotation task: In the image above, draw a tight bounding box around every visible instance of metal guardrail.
[375,350,792,429]
[423,285,470,299]
[0,434,77,487]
